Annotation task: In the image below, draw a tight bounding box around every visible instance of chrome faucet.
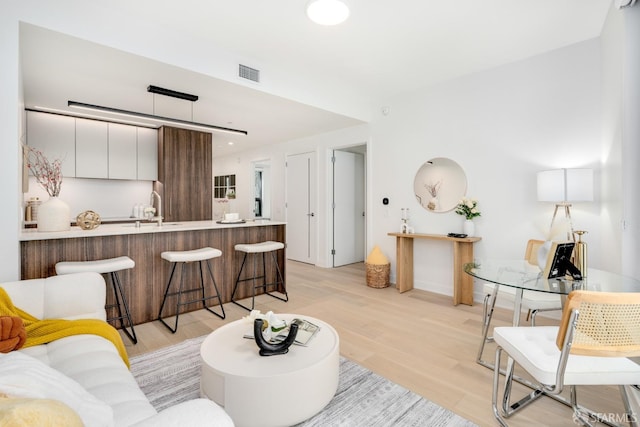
[149,191,163,226]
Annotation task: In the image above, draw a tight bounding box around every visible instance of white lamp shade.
[537,169,565,202]
[307,0,350,25]
[565,169,594,201]
[537,168,593,202]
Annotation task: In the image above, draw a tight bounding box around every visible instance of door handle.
[307,213,315,217]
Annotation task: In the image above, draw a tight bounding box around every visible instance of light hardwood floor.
[122,261,625,427]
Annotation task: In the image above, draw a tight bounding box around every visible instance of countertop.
[20,219,286,241]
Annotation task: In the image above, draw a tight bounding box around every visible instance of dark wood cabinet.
[156,126,212,221]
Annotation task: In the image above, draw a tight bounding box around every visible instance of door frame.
[285,151,318,265]
[328,143,368,268]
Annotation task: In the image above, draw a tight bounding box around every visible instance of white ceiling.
[19,0,611,155]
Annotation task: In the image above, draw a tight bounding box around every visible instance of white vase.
[463,219,475,237]
[38,196,71,232]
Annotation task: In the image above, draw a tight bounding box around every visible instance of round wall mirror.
[413,157,467,212]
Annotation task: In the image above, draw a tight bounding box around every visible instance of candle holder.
[574,230,588,278]
[400,208,414,234]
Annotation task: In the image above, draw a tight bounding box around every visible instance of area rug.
[130,336,478,426]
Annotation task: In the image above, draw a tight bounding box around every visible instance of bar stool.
[55,256,137,344]
[157,247,225,333]
[231,241,288,311]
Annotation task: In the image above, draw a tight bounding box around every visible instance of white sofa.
[0,272,234,427]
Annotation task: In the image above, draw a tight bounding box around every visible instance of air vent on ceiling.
[239,64,260,83]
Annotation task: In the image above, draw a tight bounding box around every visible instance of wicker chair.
[492,290,640,426]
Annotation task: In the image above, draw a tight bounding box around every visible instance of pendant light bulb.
[307,0,350,26]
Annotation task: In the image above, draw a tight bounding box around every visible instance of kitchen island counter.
[20,219,285,241]
[20,220,286,326]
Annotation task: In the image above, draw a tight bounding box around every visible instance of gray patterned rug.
[130,335,478,427]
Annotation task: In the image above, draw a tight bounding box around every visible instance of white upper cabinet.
[26,111,76,177]
[26,112,158,181]
[108,123,137,180]
[76,119,108,179]
[136,127,158,181]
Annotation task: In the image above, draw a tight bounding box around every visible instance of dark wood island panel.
[21,224,286,325]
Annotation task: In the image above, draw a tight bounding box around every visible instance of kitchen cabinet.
[136,127,158,181]
[108,123,137,180]
[26,111,157,181]
[157,126,212,221]
[26,111,76,177]
[76,119,108,178]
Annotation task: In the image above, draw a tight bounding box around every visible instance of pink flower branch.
[24,145,63,197]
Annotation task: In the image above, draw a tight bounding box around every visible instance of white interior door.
[333,150,365,267]
[286,152,317,264]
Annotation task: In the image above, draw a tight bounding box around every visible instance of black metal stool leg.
[159,258,226,332]
[203,260,225,319]
[109,271,137,344]
[158,262,180,333]
[265,250,288,302]
[232,248,288,311]
[232,253,255,311]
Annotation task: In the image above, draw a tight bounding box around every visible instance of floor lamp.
[537,168,593,241]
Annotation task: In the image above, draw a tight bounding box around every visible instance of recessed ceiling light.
[307,0,350,26]
[228,142,235,146]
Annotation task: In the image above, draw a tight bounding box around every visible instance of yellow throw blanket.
[0,288,129,368]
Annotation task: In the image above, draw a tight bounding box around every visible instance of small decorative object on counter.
[400,208,414,234]
[574,230,588,278]
[455,197,480,237]
[365,245,390,288]
[25,197,41,222]
[24,145,70,232]
[76,210,102,230]
[143,206,156,220]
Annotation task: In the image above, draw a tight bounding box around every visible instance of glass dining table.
[465,259,640,423]
[465,259,640,326]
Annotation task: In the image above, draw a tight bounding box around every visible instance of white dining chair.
[478,239,562,364]
[492,290,640,426]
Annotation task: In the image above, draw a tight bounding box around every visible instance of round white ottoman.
[200,314,339,427]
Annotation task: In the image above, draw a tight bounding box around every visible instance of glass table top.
[464,259,640,295]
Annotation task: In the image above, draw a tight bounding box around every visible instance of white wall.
[218,38,613,302]
[372,39,605,299]
[24,177,154,221]
[600,4,625,274]
[621,5,640,278]
[214,125,371,268]
[1,8,22,281]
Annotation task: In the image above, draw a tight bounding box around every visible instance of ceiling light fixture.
[307,0,350,26]
[67,100,248,136]
[147,85,199,101]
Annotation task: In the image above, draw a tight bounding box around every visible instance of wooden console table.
[388,232,482,306]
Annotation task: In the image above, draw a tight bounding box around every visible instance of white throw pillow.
[0,351,114,427]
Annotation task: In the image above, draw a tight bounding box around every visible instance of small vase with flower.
[455,197,481,237]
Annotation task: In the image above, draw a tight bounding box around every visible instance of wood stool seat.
[157,247,225,333]
[55,256,137,344]
[231,241,287,311]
